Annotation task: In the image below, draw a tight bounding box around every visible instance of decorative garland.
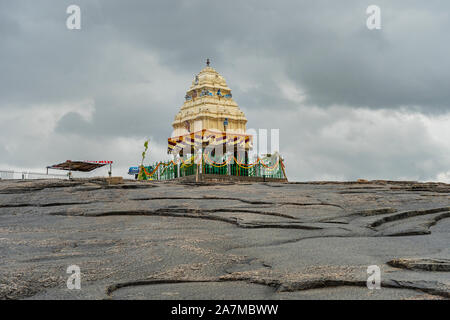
[180,156,195,168]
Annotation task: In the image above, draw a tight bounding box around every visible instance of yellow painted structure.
[171,62,248,137]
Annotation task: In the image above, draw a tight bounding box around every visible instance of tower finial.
[206,58,210,67]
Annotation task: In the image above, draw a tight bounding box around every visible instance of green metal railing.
[140,156,286,181]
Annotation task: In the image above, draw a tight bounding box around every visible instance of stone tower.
[171,61,248,136]
[168,60,252,157]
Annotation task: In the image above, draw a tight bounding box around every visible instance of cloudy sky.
[0,0,449,182]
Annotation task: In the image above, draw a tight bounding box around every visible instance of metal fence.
[0,170,68,180]
[140,157,286,181]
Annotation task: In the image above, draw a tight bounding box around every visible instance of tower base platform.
[169,173,287,183]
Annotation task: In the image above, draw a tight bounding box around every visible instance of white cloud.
[436,171,450,183]
[0,99,94,135]
[247,105,450,182]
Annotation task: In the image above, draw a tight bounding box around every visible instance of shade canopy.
[47,160,112,172]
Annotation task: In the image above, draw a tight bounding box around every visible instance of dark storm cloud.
[0,0,449,181]
[1,0,450,113]
[246,107,450,181]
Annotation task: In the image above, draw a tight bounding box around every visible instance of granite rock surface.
[0,179,448,300]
